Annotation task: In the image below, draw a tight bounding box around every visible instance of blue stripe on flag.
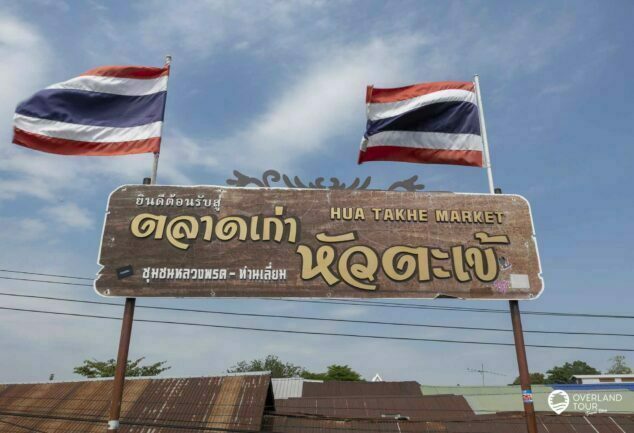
[365,101,480,137]
[15,89,166,128]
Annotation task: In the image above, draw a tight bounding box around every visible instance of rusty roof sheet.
[274,394,474,421]
[0,374,273,433]
[264,413,634,433]
[302,381,422,397]
[264,415,449,433]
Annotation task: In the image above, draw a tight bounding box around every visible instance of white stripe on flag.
[366,130,483,151]
[14,114,162,142]
[367,89,476,121]
[46,75,168,96]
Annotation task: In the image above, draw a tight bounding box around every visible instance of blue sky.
[0,0,633,385]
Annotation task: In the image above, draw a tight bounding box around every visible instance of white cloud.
[43,202,94,229]
[0,12,51,121]
[209,36,432,170]
[136,0,327,58]
[155,129,220,184]
[0,12,61,201]
[0,217,47,242]
[23,0,70,12]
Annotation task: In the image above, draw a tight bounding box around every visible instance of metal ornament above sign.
[95,185,543,299]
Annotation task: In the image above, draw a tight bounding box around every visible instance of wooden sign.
[95,185,543,299]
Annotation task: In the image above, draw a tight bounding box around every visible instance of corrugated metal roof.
[443,413,634,433]
[275,381,471,422]
[0,374,273,432]
[274,394,474,420]
[302,380,422,397]
[271,378,323,399]
[264,413,634,433]
[264,415,448,433]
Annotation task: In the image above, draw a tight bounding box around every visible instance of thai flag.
[13,65,169,156]
[358,81,483,167]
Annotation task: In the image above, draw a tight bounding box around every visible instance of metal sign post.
[106,179,148,433]
[476,74,539,433]
[107,297,136,432]
[509,299,538,433]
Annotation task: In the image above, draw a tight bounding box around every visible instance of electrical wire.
[2,291,633,338]
[3,395,633,415]
[269,298,634,320]
[0,276,89,287]
[1,305,633,352]
[0,385,630,404]
[0,408,632,432]
[2,270,634,320]
[0,269,93,281]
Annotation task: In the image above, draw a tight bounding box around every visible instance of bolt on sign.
[95,185,543,299]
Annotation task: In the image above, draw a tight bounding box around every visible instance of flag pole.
[474,74,538,433]
[473,74,495,194]
[150,55,171,184]
[107,57,171,433]
[151,153,160,184]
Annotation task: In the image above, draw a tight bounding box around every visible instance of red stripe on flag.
[13,128,160,156]
[81,65,169,80]
[368,81,475,104]
[358,145,483,167]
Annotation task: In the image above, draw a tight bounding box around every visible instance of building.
[0,375,632,432]
[573,374,634,384]
[268,380,634,433]
[422,384,555,414]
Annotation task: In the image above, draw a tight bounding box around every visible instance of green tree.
[227,355,305,378]
[302,364,363,381]
[545,361,600,384]
[607,355,632,374]
[74,357,170,378]
[511,372,545,385]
